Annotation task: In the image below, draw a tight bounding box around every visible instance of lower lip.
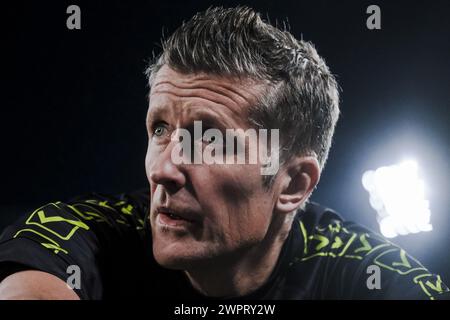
[157,212,196,228]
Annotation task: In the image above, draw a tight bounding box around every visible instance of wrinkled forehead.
[149,66,265,125]
[148,65,267,113]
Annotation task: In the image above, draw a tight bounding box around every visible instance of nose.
[148,142,186,193]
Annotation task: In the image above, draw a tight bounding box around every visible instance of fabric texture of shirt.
[0,189,448,300]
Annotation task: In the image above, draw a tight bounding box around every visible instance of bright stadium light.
[361,160,432,238]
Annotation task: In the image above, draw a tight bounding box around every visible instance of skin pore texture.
[146,65,320,298]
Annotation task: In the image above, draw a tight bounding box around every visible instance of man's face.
[145,66,278,269]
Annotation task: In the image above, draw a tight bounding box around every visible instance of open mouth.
[168,213,181,220]
[156,208,197,227]
[166,212,190,221]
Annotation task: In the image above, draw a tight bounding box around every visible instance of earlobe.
[275,157,320,214]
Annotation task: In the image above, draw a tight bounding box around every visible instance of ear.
[275,156,320,214]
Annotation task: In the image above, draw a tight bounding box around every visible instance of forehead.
[148,66,265,120]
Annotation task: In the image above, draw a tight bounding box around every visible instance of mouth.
[156,206,199,228]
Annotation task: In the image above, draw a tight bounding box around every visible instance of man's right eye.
[153,125,167,137]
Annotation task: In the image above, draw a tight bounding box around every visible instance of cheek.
[198,164,271,242]
[220,164,264,202]
[145,143,158,196]
[145,142,152,177]
[145,142,159,180]
[223,198,272,247]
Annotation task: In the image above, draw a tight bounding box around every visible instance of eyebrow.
[146,103,239,132]
[147,103,168,120]
[188,108,233,130]
[146,105,168,131]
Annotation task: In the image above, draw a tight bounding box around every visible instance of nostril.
[148,143,186,192]
[149,161,186,192]
[151,176,183,194]
[150,170,169,185]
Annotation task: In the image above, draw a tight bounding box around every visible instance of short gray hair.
[146,6,340,182]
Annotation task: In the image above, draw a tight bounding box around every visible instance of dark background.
[1,0,449,288]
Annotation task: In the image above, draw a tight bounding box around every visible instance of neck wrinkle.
[184,212,295,298]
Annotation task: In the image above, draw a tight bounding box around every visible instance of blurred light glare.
[362,160,432,238]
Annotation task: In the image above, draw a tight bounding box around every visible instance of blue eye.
[153,125,166,137]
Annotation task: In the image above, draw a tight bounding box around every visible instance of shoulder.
[65,188,150,229]
[287,202,450,299]
[295,202,389,263]
[0,188,151,299]
[0,188,151,261]
[67,188,150,220]
[1,188,150,241]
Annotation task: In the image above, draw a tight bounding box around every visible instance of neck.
[184,213,295,298]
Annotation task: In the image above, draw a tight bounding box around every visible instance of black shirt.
[0,189,449,300]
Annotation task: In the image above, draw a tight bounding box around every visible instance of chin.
[152,244,207,270]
